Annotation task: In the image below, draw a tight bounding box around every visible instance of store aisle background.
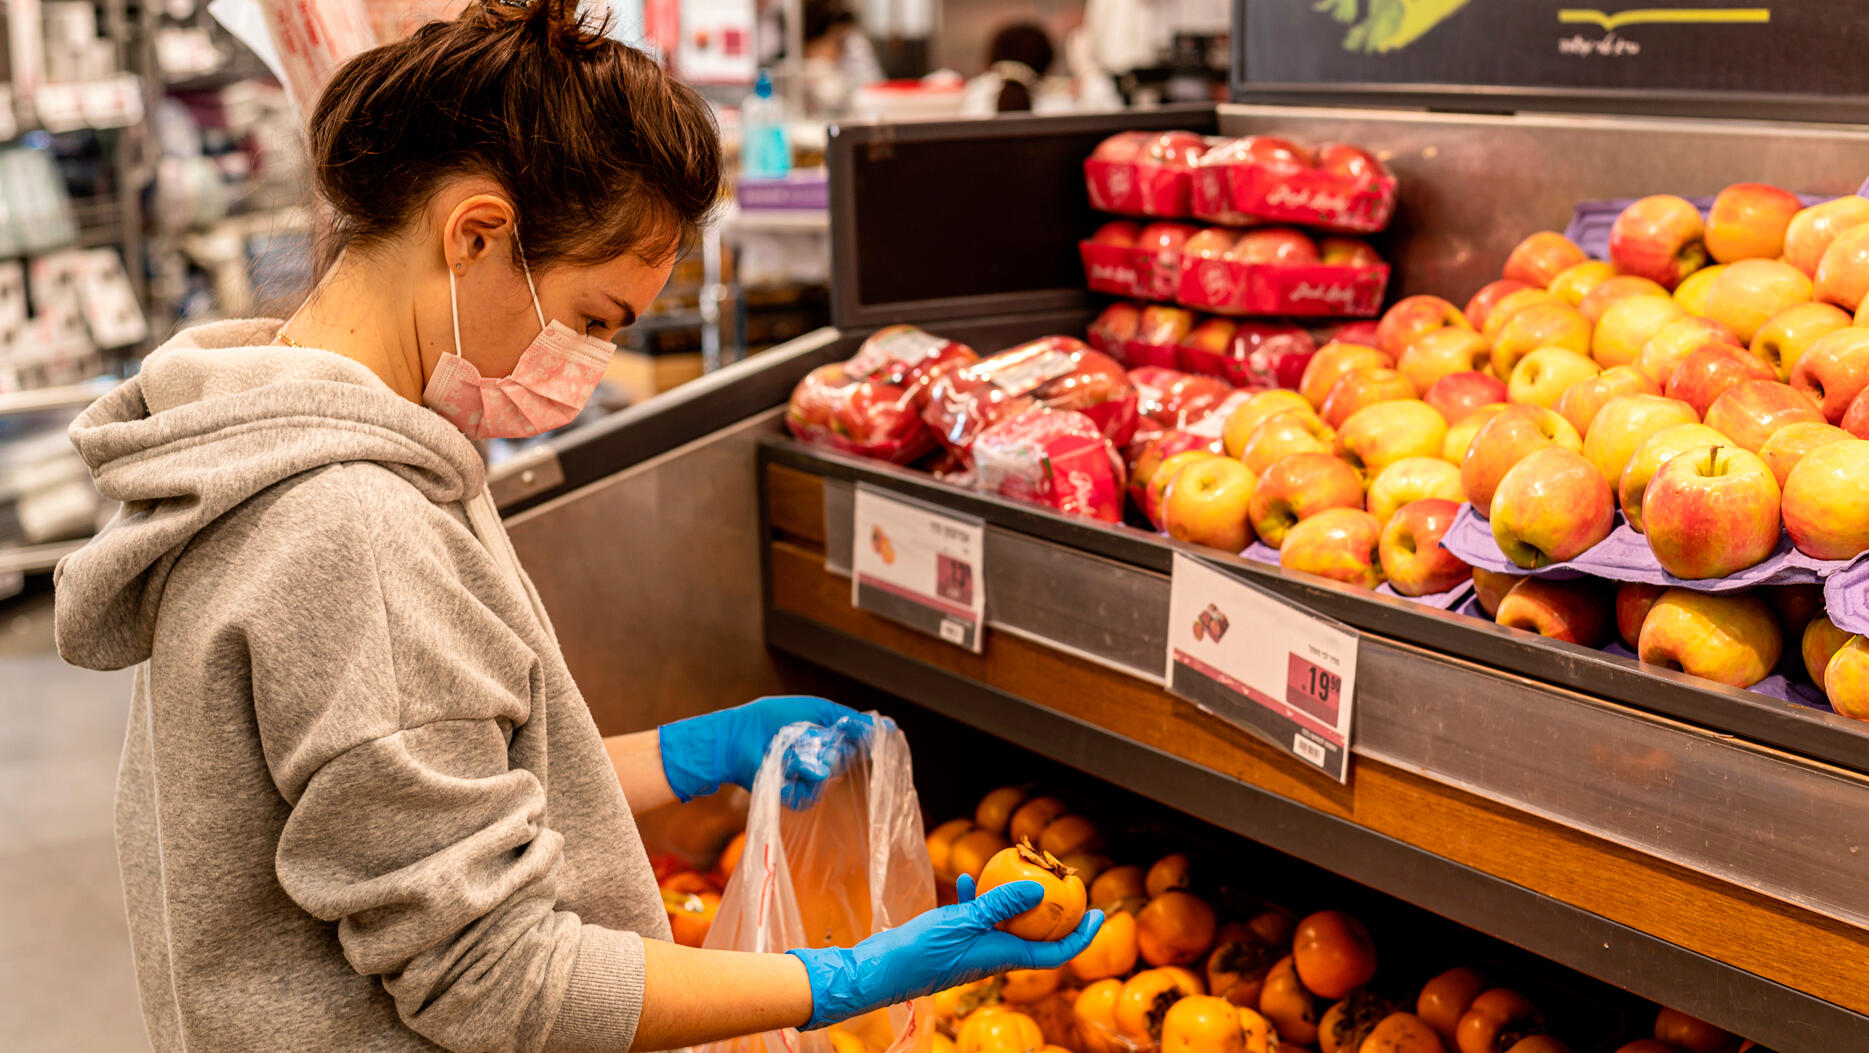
[0,585,150,1050]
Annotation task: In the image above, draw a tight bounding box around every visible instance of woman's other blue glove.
[788,876,1105,1029]
[659,696,875,808]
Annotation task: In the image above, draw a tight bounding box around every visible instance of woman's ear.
[443,194,518,272]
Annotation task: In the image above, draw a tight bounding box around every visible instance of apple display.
[1490,447,1616,568]
[1163,456,1259,552]
[1785,195,1869,276]
[1491,302,1593,380]
[1617,422,1729,531]
[1145,450,1223,528]
[1249,452,1366,548]
[1616,582,1668,649]
[1366,456,1465,523]
[1280,508,1385,589]
[1399,328,1492,392]
[1703,379,1825,451]
[1090,219,1143,247]
[1845,387,1869,438]
[1592,295,1689,369]
[1239,410,1337,475]
[1222,390,1315,457]
[1426,371,1509,424]
[1703,258,1814,344]
[1465,279,1533,330]
[1319,238,1382,267]
[1482,288,1561,340]
[1815,221,1869,312]
[1443,403,1510,464]
[1508,348,1600,409]
[1706,182,1803,263]
[1379,498,1472,596]
[1375,295,1472,358]
[1581,393,1699,484]
[1579,275,1670,325]
[1337,399,1449,479]
[1300,341,1394,408]
[1803,615,1854,689]
[1547,260,1618,309]
[1638,589,1782,688]
[1472,567,1524,617]
[1319,367,1417,429]
[1640,443,1782,579]
[1494,577,1614,646]
[1671,264,1726,317]
[1460,403,1584,512]
[1503,231,1589,288]
[1758,421,1852,486]
[1788,326,1869,422]
[1780,438,1869,560]
[1665,344,1778,418]
[1751,301,1852,380]
[1610,195,1707,289]
[1823,635,1869,721]
[1183,227,1240,260]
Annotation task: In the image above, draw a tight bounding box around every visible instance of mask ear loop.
[448,266,464,357]
[517,241,547,330]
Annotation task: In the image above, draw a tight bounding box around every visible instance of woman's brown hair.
[308,0,721,270]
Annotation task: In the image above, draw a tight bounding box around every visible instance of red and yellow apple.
[1337,399,1449,479]
[1227,227,1320,265]
[1379,498,1471,596]
[1398,328,1492,392]
[1239,410,1337,475]
[1495,577,1614,646]
[1823,635,1869,720]
[1548,260,1618,309]
[1749,301,1850,381]
[1222,390,1315,458]
[1592,295,1689,369]
[1582,393,1700,485]
[1637,316,1738,388]
[1706,182,1803,263]
[1666,344,1778,418]
[1617,422,1729,532]
[1320,238,1382,267]
[1472,568,1524,618]
[1163,457,1260,552]
[1814,221,1869,312]
[1248,452,1366,548]
[1375,296,1472,359]
[1640,443,1781,579]
[1425,371,1509,424]
[1758,421,1852,486]
[1704,258,1814,344]
[1803,615,1853,689]
[1556,365,1661,437]
[1465,279,1533,330]
[1483,288,1561,340]
[1616,582,1668,649]
[1703,379,1825,452]
[1490,447,1616,567]
[1638,589,1782,688]
[1443,403,1510,464]
[1580,275,1670,325]
[1145,450,1223,528]
[1491,303,1593,380]
[1788,326,1869,422]
[1367,456,1464,523]
[1610,195,1707,290]
[1781,438,1869,560]
[1460,404,1584,512]
[1319,367,1416,429]
[1508,347,1600,409]
[1280,508,1385,589]
[1504,231,1589,289]
[1671,263,1727,317]
[1845,387,1869,438]
[1300,342,1393,409]
[1132,429,1223,503]
[1785,196,1869,276]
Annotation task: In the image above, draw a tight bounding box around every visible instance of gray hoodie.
[54,320,668,1053]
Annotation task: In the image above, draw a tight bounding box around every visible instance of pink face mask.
[422,254,617,440]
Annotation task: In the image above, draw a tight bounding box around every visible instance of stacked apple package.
[972,409,1127,523]
[784,325,979,464]
[1190,136,1399,233]
[1082,131,1208,218]
[1080,220,1390,317]
[922,337,1139,464]
[1125,366,1236,460]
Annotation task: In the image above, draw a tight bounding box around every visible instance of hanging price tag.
[851,484,987,652]
[1164,552,1359,781]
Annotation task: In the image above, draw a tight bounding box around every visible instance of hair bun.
[473,0,605,56]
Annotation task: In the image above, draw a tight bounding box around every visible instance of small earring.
[453,262,464,273]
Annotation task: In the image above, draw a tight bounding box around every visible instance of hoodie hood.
[55,319,487,670]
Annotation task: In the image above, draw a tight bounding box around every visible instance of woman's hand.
[658,696,874,807]
[788,876,1105,1029]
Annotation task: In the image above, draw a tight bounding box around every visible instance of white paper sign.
[850,484,986,652]
[1165,552,1359,781]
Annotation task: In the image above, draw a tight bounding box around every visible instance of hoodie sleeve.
[235,466,643,1053]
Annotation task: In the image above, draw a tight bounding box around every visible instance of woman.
[52,3,1099,1050]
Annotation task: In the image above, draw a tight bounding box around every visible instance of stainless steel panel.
[824,479,853,577]
[1216,104,1869,302]
[505,408,791,734]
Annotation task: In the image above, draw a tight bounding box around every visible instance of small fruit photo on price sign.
[1165,552,1359,781]
[850,484,987,652]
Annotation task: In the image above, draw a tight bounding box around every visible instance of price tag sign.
[1164,552,1359,781]
[851,484,986,652]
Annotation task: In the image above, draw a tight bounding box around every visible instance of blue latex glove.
[659,696,874,808]
[788,876,1105,1030]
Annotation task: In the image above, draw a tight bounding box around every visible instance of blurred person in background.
[961,22,1055,114]
[800,0,884,115]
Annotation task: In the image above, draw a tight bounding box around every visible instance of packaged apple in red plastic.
[973,408,1127,523]
[1193,135,1398,233]
[923,336,1140,462]
[1189,321,1318,390]
[1192,136,1313,225]
[1126,365,1236,458]
[785,362,936,464]
[1084,130,1209,218]
[1137,221,1201,300]
[1130,304,1199,368]
[1087,301,1145,361]
[1178,226,1390,317]
[1084,132,1154,214]
[845,324,980,406]
[1081,221,1147,298]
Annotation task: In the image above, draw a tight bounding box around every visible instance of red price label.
[1285,653,1342,724]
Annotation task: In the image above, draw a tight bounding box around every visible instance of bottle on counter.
[740,69,792,180]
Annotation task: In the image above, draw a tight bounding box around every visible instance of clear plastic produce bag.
[700,717,936,1053]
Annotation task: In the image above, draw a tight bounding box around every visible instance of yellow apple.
[1366,456,1464,523]
[1781,437,1869,560]
[1491,302,1592,380]
[1222,390,1314,458]
[1336,399,1448,479]
[1639,590,1782,688]
[1581,393,1700,485]
[1460,403,1584,513]
[1637,316,1739,387]
[1616,422,1730,531]
[1554,365,1661,437]
[1397,327,1492,392]
[1785,196,1869,276]
[1823,634,1869,721]
[1548,260,1618,307]
[1508,347,1600,409]
[1481,287,1560,341]
[1814,221,1869,312]
[1238,410,1336,475]
[1591,295,1689,369]
[1803,615,1854,689]
[1299,342,1392,409]
[1760,420,1853,486]
[1162,457,1259,552]
[1248,452,1365,548]
[1280,508,1385,589]
[1671,263,1727,317]
[1442,403,1509,464]
[1704,258,1815,344]
[1490,447,1615,567]
[1751,301,1853,381]
[1579,274,1670,325]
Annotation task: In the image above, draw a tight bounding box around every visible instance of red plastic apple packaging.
[923,336,1140,463]
[1177,225,1390,317]
[1087,301,1146,360]
[784,325,978,464]
[1180,320,1319,389]
[1084,130,1210,218]
[1130,304,1200,368]
[1081,221,1148,298]
[1126,365,1236,459]
[973,408,1127,523]
[1191,136,1398,233]
[844,324,980,405]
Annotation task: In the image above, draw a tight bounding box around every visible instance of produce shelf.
[759,439,1869,1053]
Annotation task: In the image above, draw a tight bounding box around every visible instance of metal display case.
[499,106,1869,1050]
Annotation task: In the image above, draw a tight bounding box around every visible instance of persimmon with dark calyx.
[1361,1013,1449,1053]
[1293,910,1378,1000]
[1238,1008,1279,1053]
[1091,865,1148,908]
[977,841,1089,941]
[935,978,1003,1026]
[959,1005,1045,1053]
[927,818,975,882]
[1455,990,1544,1053]
[1002,967,1067,1004]
[1320,991,1396,1053]
[1010,796,1069,845]
[1117,967,1207,1046]
[1138,890,1220,967]
[1069,907,1140,982]
[1039,815,1106,857]
[1147,853,1193,896]
[1260,954,1322,1046]
[976,787,1029,835]
[1205,924,1282,1006]
[1654,1008,1741,1053]
[949,829,1012,883]
[1075,979,1127,1053]
[1417,967,1487,1043]
[1163,995,1247,1053]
